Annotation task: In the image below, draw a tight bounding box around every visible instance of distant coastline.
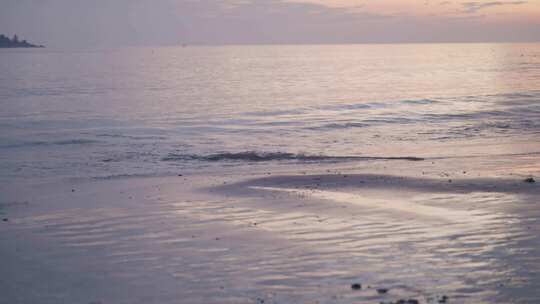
[0,34,44,48]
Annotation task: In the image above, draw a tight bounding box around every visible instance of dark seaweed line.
[162,152,425,163]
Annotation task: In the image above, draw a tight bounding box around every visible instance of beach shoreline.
[1,154,539,303]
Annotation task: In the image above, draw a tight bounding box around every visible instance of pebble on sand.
[2,218,8,222]
[398,300,419,304]
[524,177,535,183]
[376,288,389,294]
[380,299,419,304]
[351,283,362,290]
[438,295,449,303]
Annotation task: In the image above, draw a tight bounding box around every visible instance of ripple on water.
[9,187,540,303]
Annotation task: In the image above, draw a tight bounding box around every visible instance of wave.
[400,98,439,105]
[53,139,99,145]
[96,133,168,140]
[162,151,425,162]
[308,122,368,130]
[0,138,99,149]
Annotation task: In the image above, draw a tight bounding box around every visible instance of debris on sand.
[437,295,449,303]
[351,283,362,290]
[398,300,419,304]
[524,177,535,183]
[380,299,419,304]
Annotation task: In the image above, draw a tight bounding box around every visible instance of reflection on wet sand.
[1,173,538,303]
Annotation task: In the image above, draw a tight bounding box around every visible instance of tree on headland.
[0,34,44,48]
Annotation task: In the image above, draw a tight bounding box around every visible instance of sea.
[1,44,540,183]
[2,43,540,304]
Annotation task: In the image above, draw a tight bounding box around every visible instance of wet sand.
[1,157,539,304]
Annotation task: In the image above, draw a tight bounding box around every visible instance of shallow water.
[1,172,539,304]
[1,44,540,304]
[1,44,540,182]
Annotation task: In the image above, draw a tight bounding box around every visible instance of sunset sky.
[1,0,539,47]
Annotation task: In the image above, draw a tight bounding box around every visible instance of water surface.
[1,44,539,181]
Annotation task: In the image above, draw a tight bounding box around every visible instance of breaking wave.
[162,151,425,162]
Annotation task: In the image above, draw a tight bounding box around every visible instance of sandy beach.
[2,152,539,304]
[2,40,540,304]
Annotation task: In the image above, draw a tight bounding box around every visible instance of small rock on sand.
[376,288,389,294]
[2,218,8,222]
[380,299,418,304]
[399,300,419,304]
[524,177,535,183]
[438,295,449,303]
[351,283,362,290]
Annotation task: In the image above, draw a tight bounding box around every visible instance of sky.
[1,0,539,47]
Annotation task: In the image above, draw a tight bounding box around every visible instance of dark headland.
[0,34,44,48]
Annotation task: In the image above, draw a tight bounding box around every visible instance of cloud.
[159,0,396,45]
[461,1,527,13]
[0,0,538,46]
